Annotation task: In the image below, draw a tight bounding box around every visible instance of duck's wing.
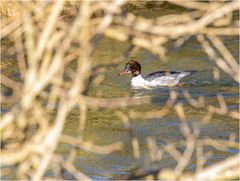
[144,71,180,81]
[144,70,196,81]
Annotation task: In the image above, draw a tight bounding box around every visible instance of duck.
[119,60,196,88]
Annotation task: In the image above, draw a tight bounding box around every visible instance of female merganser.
[119,60,196,88]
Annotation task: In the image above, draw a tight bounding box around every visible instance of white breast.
[131,75,147,87]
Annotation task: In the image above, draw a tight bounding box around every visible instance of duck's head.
[119,60,141,77]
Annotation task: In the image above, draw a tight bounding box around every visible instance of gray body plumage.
[144,70,196,81]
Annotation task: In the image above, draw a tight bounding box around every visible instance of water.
[58,33,239,179]
[1,4,239,180]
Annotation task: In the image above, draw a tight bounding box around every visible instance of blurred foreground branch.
[1,0,239,180]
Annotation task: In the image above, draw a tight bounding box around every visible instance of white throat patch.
[131,75,147,87]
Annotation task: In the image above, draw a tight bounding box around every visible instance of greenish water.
[2,24,239,181]
[1,3,239,180]
[58,35,239,179]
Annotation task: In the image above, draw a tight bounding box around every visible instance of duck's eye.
[124,64,131,73]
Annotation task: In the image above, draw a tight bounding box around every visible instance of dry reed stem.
[190,153,240,181]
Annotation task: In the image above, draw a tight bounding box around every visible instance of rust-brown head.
[119,60,141,77]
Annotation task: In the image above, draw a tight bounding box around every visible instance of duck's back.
[144,70,196,86]
[144,71,180,81]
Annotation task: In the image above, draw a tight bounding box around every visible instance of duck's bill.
[119,70,131,76]
[119,71,128,76]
